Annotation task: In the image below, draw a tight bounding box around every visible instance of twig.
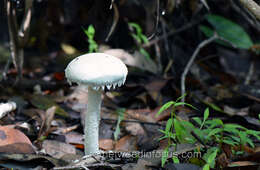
[200,0,210,10]
[181,33,218,103]
[239,0,260,20]
[105,2,119,42]
[154,39,162,73]
[0,101,16,119]
[5,0,33,82]
[2,57,12,80]
[147,0,160,40]
[101,118,165,127]
[161,19,170,57]
[231,0,260,31]
[180,34,237,102]
[244,61,255,85]
[143,18,203,48]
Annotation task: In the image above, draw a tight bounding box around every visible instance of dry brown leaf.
[0,126,34,154]
[65,131,84,145]
[143,78,168,102]
[104,49,157,73]
[126,108,155,123]
[217,152,229,168]
[150,106,171,122]
[99,139,114,151]
[228,161,259,167]
[38,106,56,139]
[125,122,145,136]
[115,135,137,151]
[42,140,76,159]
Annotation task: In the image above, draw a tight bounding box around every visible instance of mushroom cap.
[65,53,128,90]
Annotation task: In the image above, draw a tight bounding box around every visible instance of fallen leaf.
[104,49,157,73]
[134,158,154,170]
[61,43,78,55]
[115,135,137,151]
[30,94,69,117]
[217,152,229,168]
[143,78,168,101]
[150,106,171,121]
[0,153,68,167]
[125,122,145,136]
[42,140,76,159]
[99,139,114,151]
[228,161,258,167]
[38,106,56,139]
[126,108,155,123]
[65,86,88,113]
[0,126,34,154]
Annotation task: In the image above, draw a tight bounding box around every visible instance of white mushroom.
[65,53,128,155]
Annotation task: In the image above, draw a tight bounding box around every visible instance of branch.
[105,2,119,42]
[239,0,260,20]
[181,33,219,103]
[18,0,34,46]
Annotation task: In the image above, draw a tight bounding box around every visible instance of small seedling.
[157,96,260,168]
[114,108,125,141]
[82,25,98,53]
[128,22,150,60]
[156,94,197,166]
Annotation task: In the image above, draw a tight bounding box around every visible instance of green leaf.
[139,48,150,60]
[224,124,247,130]
[206,119,224,128]
[176,94,186,102]
[30,94,69,117]
[174,118,186,143]
[203,164,210,170]
[158,135,168,141]
[206,128,222,139]
[87,25,95,35]
[223,139,238,146]
[201,108,209,129]
[131,33,142,44]
[246,137,254,148]
[203,108,209,122]
[193,117,202,126]
[128,22,142,34]
[161,147,169,167]
[246,130,260,140]
[166,118,173,133]
[200,25,214,37]
[140,34,149,44]
[114,108,125,141]
[229,135,241,142]
[172,156,180,163]
[173,102,197,110]
[205,14,253,49]
[156,101,175,117]
[208,149,218,163]
[206,102,223,113]
[203,147,218,168]
[193,128,206,141]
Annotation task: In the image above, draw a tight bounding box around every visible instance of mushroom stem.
[85,87,102,155]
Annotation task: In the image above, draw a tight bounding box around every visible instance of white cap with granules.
[65,53,128,155]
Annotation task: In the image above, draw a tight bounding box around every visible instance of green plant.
[157,98,260,168]
[128,22,150,59]
[156,94,197,166]
[83,25,98,53]
[114,108,125,141]
[200,14,253,49]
